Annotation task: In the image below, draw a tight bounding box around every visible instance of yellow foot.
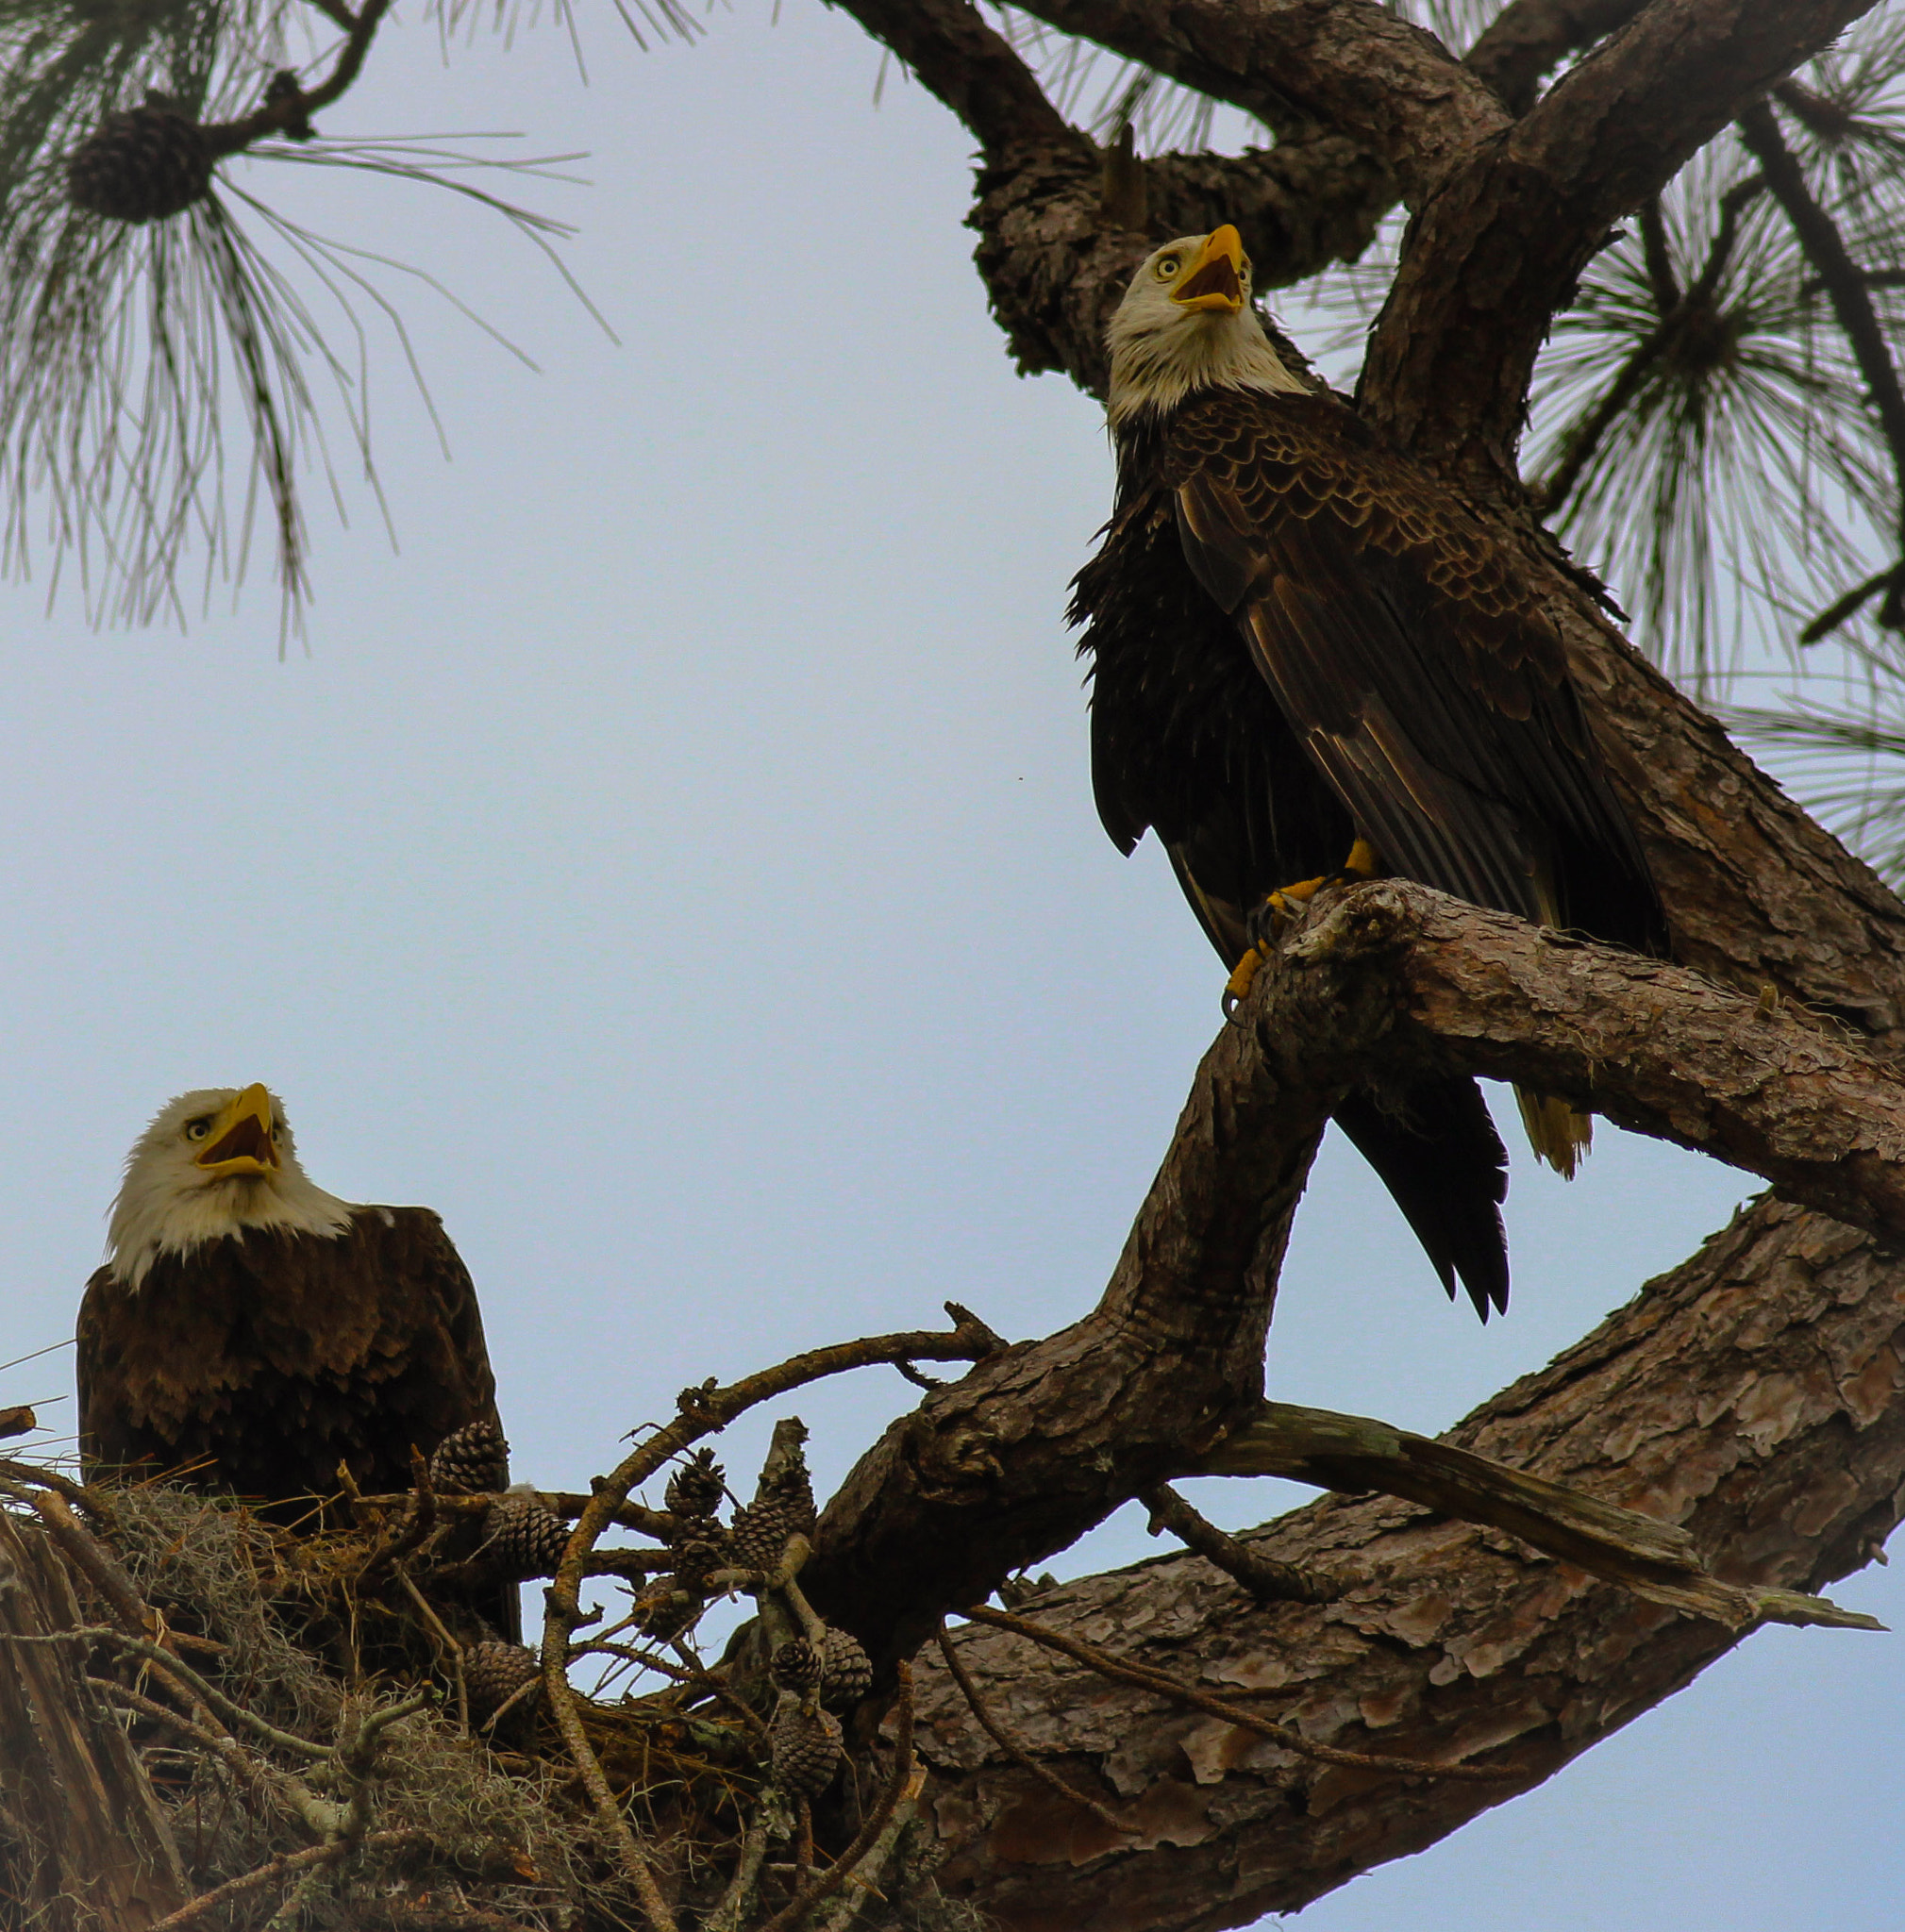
[1222,946,1264,1019]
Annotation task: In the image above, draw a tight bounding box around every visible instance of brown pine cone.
[760,1461,817,1539]
[479,1495,569,1579]
[770,1698,843,1798]
[632,1582,699,1641]
[668,1527,730,1599]
[66,104,212,224]
[770,1638,823,1693]
[463,1641,540,1722]
[729,1497,801,1574]
[818,1627,873,1710]
[429,1418,510,1495]
[665,1449,726,1522]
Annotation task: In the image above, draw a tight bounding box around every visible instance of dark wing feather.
[1166,391,1664,954]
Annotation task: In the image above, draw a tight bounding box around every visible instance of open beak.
[1172,225,1245,314]
[196,1083,280,1178]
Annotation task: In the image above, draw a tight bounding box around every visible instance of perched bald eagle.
[1071,226,1665,1317]
[77,1084,506,1510]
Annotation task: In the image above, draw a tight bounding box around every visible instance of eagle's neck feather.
[109,1171,358,1289]
[1108,313,1306,430]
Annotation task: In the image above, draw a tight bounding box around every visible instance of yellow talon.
[1222,946,1265,1018]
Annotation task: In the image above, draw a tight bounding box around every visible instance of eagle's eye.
[1241,256,1253,285]
[1156,257,1180,280]
[185,1117,212,1141]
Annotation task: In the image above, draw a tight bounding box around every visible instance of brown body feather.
[1073,386,1665,1316]
[78,1207,501,1508]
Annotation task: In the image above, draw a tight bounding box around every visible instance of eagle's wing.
[1166,389,1662,950]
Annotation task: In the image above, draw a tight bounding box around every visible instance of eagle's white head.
[1108,225,1308,428]
[106,1085,357,1288]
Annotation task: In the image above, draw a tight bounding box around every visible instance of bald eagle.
[1071,226,1665,1318]
[77,1084,506,1511]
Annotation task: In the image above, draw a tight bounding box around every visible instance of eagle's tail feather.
[1515,1085,1592,1179]
[1333,1077,1511,1321]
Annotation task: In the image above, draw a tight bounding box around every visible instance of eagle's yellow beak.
[1173,225,1245,314]
[196,1083,279,1177]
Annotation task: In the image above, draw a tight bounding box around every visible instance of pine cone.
[760,1461,817,1540]
[665,1449,726,1522]
[479,1495,569,1579]
[632,1582,698,1641]
[429,1419,510,1496]
[667,1527,730,1599]
[729,1497,801,1574]
[66,104,211,224]
[818,1627,873,1710]
[770,1638,823,1693]
[770,1698,843,1798]
[463,1641,540,1722]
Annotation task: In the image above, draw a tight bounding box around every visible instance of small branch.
[0,1479,154,1637]
[961,1607,1515,1781]
[1738,96,1905,624]
[147,1830,426,1932]
[1197,1403,1882,1631]
[757,1663,920,1932]
[1537,174,1764,514]
[937,1623,1138,1835]
[0,1406,36,1440]
[1137,1483,1332,1604]
[201,0,395,158]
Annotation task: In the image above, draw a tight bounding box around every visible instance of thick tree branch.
[915,1192,1905,1930]
[1004,0,1511,203]
[1465,0,1650,114]
[1363,0,1881,474]
[1241,877,1905,1240]
[810,847,1905,1672]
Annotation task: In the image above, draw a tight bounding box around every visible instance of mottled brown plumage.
[1075,227,1664,1317]
[77,1206,501,1508]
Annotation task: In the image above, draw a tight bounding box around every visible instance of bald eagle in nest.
[1071,226,1666,1319]
[78,1084,506,1513]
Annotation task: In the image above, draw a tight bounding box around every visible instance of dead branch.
[1196,1402,1880,1630]
[1138,1483,1331,1605]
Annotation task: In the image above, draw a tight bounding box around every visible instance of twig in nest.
[540,1638,679,1932]
[353,1451,438,1595]
[757,1662,919,1932]
[0,1476,152,1635]
[936,1623,1137,1835]
[394,1570,468,1732]
[1138,1483,1334,1604]
[146,1829,427,1932]
[961,1606,1517,1783]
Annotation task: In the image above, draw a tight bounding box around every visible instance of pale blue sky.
[0,8,1896,1927]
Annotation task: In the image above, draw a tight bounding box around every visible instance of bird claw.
[1221,946,1264,1020]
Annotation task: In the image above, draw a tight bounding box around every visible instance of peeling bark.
[915,1195,1904,1931]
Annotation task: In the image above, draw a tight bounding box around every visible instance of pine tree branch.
[1001,0,1512,202]
[1363,0,1880,475]
[914,1191,1904,1930]
[1465,0,1651,114]
[1736,94,1905,628]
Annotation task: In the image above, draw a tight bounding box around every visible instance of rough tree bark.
[768,0,1905,1924]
